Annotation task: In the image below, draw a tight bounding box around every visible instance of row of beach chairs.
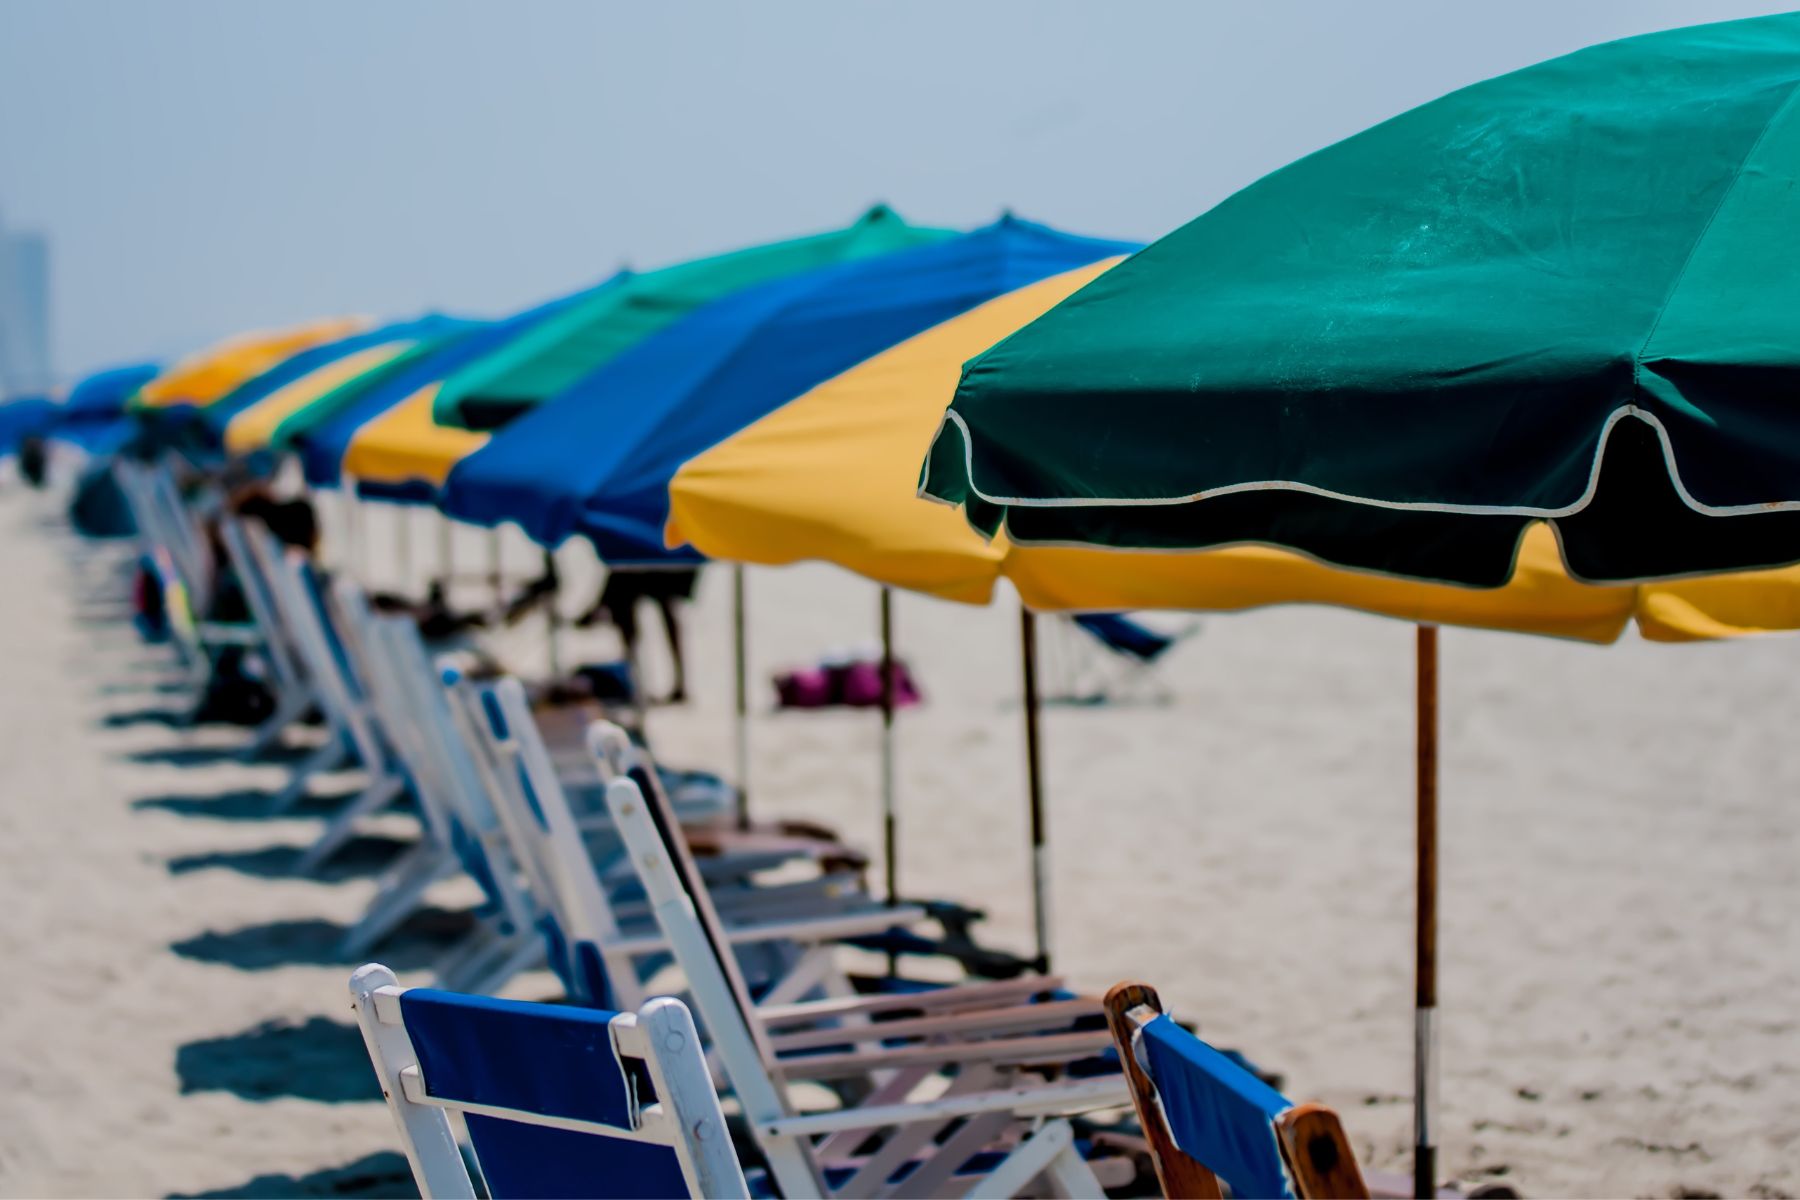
[111,453,1378,1199]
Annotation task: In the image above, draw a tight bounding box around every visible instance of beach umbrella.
[927,14,1800,588]
[0,395,56,455]
[52,363,159,451]
[920,15,1800,1194]
[668,257,1800,975]
[130,317,369,412]
[442,216,1139,559]
[282,278,631,490]
[208,314,475,448]
[445,215,1137,908]
[432,205,954,431]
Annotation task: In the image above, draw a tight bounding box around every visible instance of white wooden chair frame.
[603,764,1134,1199]
[349,963,749,1200]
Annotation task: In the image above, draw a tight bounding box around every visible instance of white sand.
[1,491,1796,1199]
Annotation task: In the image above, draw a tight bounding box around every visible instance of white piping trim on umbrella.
[931,405,1800,520]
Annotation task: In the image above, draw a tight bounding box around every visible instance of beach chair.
[112,459,262,702]
[603,764,1142,1197]
[449,676,912,1011]
[217,512,320,757]
[335,608,549,988]
[349,964,749,1199]
[1044,613,1199,707]
[243,520,405,820]
[1102,982,1368,1200]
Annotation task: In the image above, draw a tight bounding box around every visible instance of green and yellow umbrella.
[917,15,1800,1193]
[670,260,1800,643]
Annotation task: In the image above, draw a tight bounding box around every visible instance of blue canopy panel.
[440,216,1143,562]
[61,363,159,422]
[199,313,477,440]
[296,275,627,491]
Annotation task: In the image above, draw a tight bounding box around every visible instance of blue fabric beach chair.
[350,964,749,1199]
[1043,614,1200,707]
[1102,982,1369,1200]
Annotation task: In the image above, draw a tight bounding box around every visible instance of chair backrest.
[1072,613,1177,663]
[349,963,748,1200]
[367,632,537,939]
[246,522,384,768]
[451,675,639,1010]
[603,766,827,1197]
[219,512,306,691]
[1101,982,1367,1200]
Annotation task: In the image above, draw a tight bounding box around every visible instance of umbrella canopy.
[340,381,486,494]
[131,317,369,411]
[923,12,1800,587]
[62,363,159,422]
[432,205,955,431]
[222,339,431,456]
[52,363,160,450]
[670,260,1800,642]
[289,278,622,489]
[442,216,1139,560]
[0,396,56,455]
[206,314,473,445]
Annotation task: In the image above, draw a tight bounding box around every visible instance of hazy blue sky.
[2,0,1792,379]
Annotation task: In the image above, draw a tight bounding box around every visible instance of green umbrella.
[924,12,1800,589]
[921,14,1800,1196]
[434,204,955,430]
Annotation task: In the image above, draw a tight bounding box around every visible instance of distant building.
[0,209,53,398]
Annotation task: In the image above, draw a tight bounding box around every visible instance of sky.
[1,0,1794,380]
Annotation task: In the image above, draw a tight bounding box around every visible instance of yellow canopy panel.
[135,316,371,409]
[668,260,1800,644]
[224,340,418,454]
[341,382,490,488]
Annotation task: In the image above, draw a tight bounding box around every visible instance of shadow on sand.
[171,910,476,972]
[100,705,193,730]
[127,742,317,768]
[133,786,356,822]
[167,1151,418,1199]
[167,834,414,883]
[176,1016,379,1103]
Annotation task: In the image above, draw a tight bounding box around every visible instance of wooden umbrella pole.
[437,511,454,586]
[396,504,412,591]
[732,564,750,829]
[879,587,899,909]
[1020,605,1052,973]
[543,548,562,678]
[488,528,504,607]
[1415,623,1440,1199]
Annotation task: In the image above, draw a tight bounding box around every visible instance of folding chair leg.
[336,844,459,959]
[458,929,546,996]
[296,772,407,875]
[241,687,312,761]
[428,922,507,988]
[267,737,349,814]
[970,1119,1103,1200]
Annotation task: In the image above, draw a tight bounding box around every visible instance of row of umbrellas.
[23,12,1800,1194]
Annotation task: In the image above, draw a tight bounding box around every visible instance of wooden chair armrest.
[771,1029,1115,1082]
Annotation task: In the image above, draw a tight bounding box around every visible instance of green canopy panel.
[925,13,1800,585]
[435,204,956,430]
